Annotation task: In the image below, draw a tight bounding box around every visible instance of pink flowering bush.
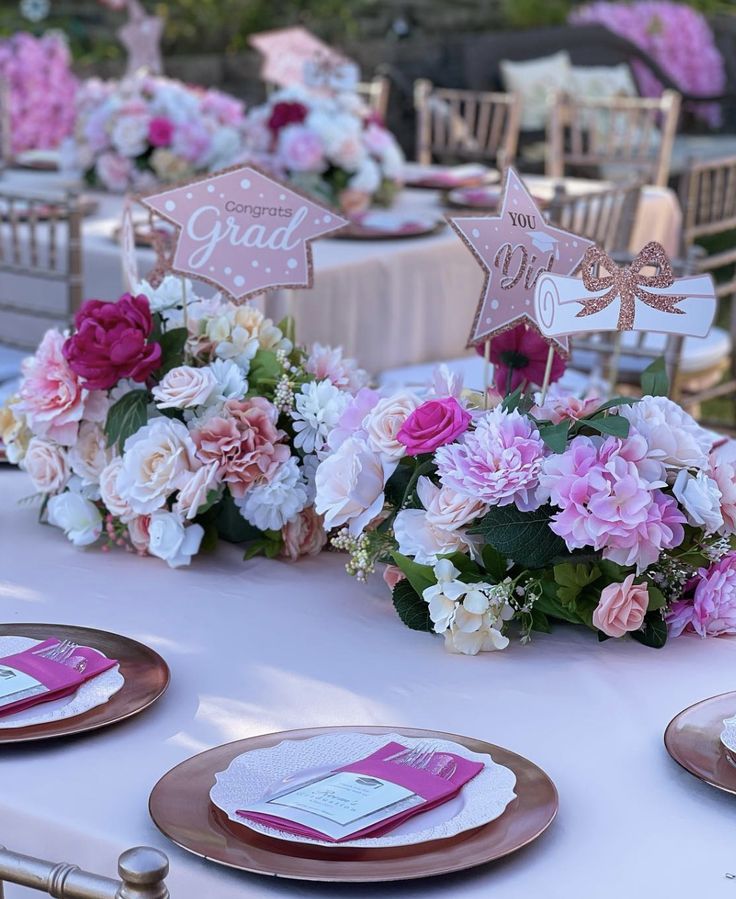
[73,73,247,192]
[241,87,404,214]
[0,32,78,155]
[315,361,736,655]
[570,2,726,127]
[2,279,365,567]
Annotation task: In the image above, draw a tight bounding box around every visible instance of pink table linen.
[0,468,734,898]
[0,171,681,374]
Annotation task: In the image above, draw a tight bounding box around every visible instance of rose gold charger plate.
[0,623,169,745]
[149,725,558,883]
[664,691,736,795]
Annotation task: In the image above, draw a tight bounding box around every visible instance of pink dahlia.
[305,343,368,394]
[540,435,684,571]
[435,407,546,510]
[667,552,736,637]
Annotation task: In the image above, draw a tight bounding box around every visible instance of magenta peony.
[63,294,162,390]
[477,324,565,394]
[148,117,174,147]
[267,101,308,134]
[398,397,471,456]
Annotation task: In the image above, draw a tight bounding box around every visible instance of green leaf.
[641,357,669,397]
[199,521,219,554]
[384,462,415,508]
[530,608,552,633]
[214,492,262,544]
[553,562,601,604]
[104,389,148,452]
[501,385,523,412]
[534,588,586,625]
[585,396,638,415]
[631,615,668,649]
[392,579,433,632]
[583,415,630,438]
[157,327,188,375]
[391,551,435,597]
[539,420,570,453]
[644,583,667,612]
[248,349,282,390]
[481,544,508,582]
[469,504,566,569]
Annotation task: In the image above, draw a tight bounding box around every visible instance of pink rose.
[277,124,325,172]
[398,397,471,455]
[127,514,152,555]
[382,564,406,592]
[95,152,134,192]
[63,294,162,390]
[148,116,173,147]
[281,507,327,561]
[23,437,69,493]
[338,188,371,217]
[16,330,108,446]
[193,397,288,498]
[592,574,649,638]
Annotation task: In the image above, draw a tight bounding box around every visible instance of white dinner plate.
[0,636,124,729]
[210,731,516,848]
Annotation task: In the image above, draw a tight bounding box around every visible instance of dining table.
[0,168,682,375]
[0,466,733,898]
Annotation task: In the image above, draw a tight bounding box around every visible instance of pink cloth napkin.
[0,638,117,718]
[237,741,485,842]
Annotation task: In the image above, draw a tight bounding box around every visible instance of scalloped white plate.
[721,714,736,764]
[210,731,516,848]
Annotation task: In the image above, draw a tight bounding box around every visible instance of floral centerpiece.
[314,355,736,654]
[570,2,726,127]
[0,31,78,155]
[241,87,404,216]
[72,73,247,192]
[1,279,368,567]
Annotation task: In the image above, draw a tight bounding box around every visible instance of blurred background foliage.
[0,0,734,62]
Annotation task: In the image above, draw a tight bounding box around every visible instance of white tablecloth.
[1,171,681,374]
[0,468,733,898]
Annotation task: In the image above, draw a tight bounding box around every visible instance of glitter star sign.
[139,165,348,302]
[449,168,595,351]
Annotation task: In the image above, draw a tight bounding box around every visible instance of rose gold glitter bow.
[575,241,686,330]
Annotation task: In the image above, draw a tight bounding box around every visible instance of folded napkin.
[236,741,484,842]
[0,639,118,719]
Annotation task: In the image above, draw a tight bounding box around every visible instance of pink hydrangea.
[305,344,368,393]
[435,408,546,511]
[667,553,736,637]
[16,330,107,446]
[532,391,602,424]
[540,435,684,571]
[277,124,326,173]
[326,387,380,453]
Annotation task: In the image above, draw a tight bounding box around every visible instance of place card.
[139,165,348,303]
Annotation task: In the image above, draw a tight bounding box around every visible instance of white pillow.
[570,64,638,100]
[499,51,572,131]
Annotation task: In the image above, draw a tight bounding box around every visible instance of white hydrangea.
[291,379,351,454]
[208,358,248,404]
[135,275,198,313]
[422,560,514,655]
[619,396,713,470]
[235,457,308,531]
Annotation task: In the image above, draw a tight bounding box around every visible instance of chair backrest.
[546,181,642,256]
[0,80,11,173]
[413,78,521,170]
[679,154,736,301]
[356,74,390,121]
[546,89,681,187]
[0,844,169,899]
[0,188,84,350]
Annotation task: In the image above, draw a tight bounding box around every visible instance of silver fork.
[386,742,457,779]
[33,640,78,665]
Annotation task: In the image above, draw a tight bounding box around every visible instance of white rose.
[152,365,217,410]
[111,113,150,157]
[136,275,196,313]
[363,392,422,460]
[417,477,488,531]
[348,157,381,194]
[24,437,69,494]
[174,462,221,520]
[47,491,102,546]
[148,511,204,568]
[68,421,112,490]
[315,437,396,535]
[99,457,135,522]
[620,396,713,470]
[117,418,199,515]
[673,469,724,534]
[394,508,468,565]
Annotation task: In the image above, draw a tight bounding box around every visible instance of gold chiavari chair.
[0,844,169,899]
[413,78,521,171]
[356,74,390,120]
[546,89,681,188]
[0,188,84,352]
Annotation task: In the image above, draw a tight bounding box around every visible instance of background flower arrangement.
[1,280,368,567]
[0,31,78,155]
[241,87,405,216]
[314,345,736,655]
[72,72,247,192]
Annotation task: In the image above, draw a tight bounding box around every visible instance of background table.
[1,170,682,374]
[0,468,733,898]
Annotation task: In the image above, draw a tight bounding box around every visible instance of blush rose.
[592,574,649,638]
